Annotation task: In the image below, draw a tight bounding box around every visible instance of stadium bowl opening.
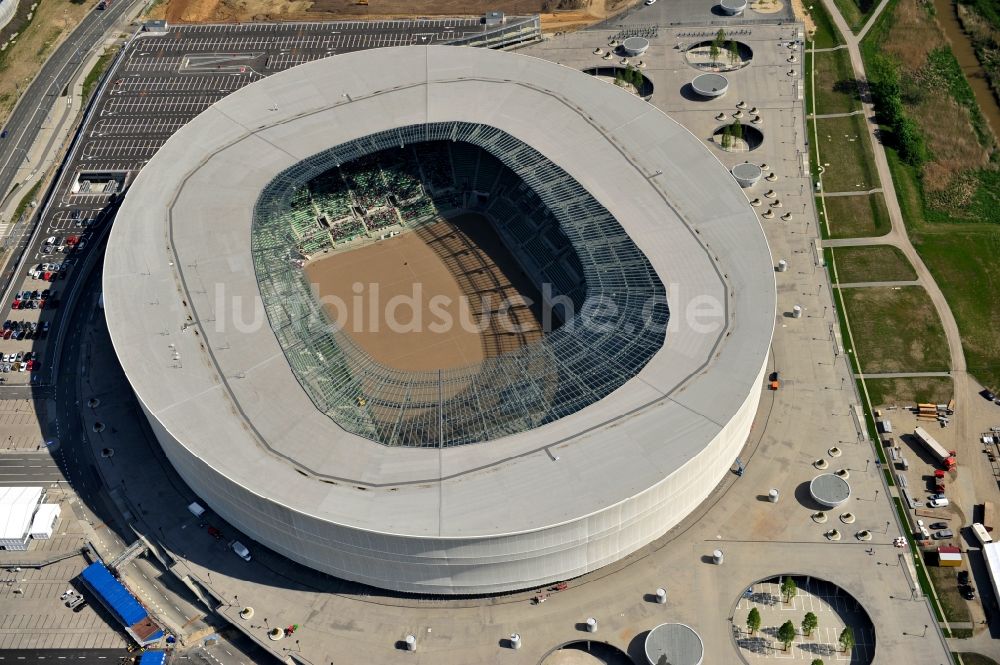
[104,45,775,595]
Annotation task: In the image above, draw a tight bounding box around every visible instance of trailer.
[913,427,956,470]
[973,523,993,547]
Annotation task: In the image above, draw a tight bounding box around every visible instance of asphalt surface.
[0,650,128,664]
[0,451,63,485]
[0,16,540,390]
[0,0,139,208]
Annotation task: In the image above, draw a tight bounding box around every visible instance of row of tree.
[745,578,856,653]
[720,119,745,149]
[614,66,645,92]
[867,53,929,167]
[708,28,742,68]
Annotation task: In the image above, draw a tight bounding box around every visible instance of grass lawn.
[831,245,916,283]
[82,47,118,104]
[833,0,880,33]
[815,114,878,193]
[813,49,861,114]
[806,0,845,49]
[865,376,953,406]
[927,559,973,625]
[957,655,1000,665]
[840,286,950,373]
[821,192,890,238]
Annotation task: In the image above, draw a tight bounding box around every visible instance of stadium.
[103,45,776,595]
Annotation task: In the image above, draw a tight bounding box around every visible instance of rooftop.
[104,45,774,538]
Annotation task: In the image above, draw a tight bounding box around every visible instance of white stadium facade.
[103,45,776,595]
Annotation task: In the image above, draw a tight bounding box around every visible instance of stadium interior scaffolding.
[252,121,668,448]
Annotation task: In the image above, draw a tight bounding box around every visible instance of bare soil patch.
[0,0,93,127]
[148,0,625,31]
[304,213,545,373]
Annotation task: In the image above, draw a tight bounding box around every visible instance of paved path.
[811,110,866,119]
[853,371,952,379]
[823,188,883,196]
[857,0,892,41]
[835,280,921,288]
[824,236,895,247]
[808,44,850,52]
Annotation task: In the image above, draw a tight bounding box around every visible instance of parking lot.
[0,17,538,387]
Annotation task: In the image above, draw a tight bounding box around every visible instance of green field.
[831,245,916,283]
[865,376,953,406]
[807,0,846,49]
[956,654,1000,665]
[840,286,950,373]
[813,49,861,114]
[821,192,891,238]
[927,561,973,625]
[815,114,879,192]
[833,0,880,33]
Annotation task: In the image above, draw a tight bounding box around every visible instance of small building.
[29,504,61,540]
[80,562,164,646]
[0,487,45,550]
[483,11,505,26]
[937,546,962,567]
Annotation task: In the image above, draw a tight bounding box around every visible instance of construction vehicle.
[914,427,956,470]
[768,371,781,390]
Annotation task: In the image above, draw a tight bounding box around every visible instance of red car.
[206,526,223,540]
[25,360,36,372]
[11,300,20,310]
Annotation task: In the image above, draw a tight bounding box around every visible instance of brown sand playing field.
[304,213,546,373]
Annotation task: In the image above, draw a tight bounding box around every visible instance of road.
[0,0,136,208]
[0,649,127,664]
[0,451,63,485]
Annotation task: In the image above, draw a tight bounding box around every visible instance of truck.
[913,427,956,470]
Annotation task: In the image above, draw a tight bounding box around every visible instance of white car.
[645,0,657,4]
[230,540,251,561]
[928,497,950,508]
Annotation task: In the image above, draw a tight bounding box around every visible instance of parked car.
[929,497,950,508]
[983,390,996,401]
[932,529,954,540]
[230,541,251,562]
[929,493,946,501]
[958,570,970,585]
[961,585,976,600]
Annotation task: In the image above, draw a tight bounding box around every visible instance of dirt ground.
[0,0,94,127]
[148,0,628,32]
[304,213,545,373]
[789,0,815,39]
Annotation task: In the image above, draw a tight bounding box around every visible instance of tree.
[781,577,798,604]
[838,626,855,653]
[730,119,744,140]
[801,611,818,637]
[777,620,797,651]
[727,40,740,66]
[656,656,669,665]
[811,660,825,665]
[746,607,762,634]
[709,41,720,66]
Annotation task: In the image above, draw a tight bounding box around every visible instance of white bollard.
[405,635,416,652]
[769,488,780,503]
[510,633,521,650]
[586,617,598,633]
[777,259,788,272]
[713,549,724,565]
[792,305,802,318]
[656,588,667,604]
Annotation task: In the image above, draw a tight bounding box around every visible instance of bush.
[867,53,929,167]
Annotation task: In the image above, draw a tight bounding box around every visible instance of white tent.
[0,487,44,551]
[29,504,61,540]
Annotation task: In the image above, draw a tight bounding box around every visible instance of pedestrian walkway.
[811,110,866,119]
[853,371,951,379]
[823,188,883,197]
[835,280,921,288]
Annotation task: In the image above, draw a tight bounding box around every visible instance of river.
[933,0,1000,141]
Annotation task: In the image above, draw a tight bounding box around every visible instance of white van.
[187,502,206,518]
[230,541,251,562]
[929,497,950,508]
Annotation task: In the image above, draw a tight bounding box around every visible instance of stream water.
[932,0,1000,140]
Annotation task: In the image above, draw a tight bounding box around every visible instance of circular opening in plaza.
[732,576,876,664]
[684,40,753,71]
[582,66,654,98]
[104,45,775,595]
[540,641,632,665]
[713,123,765,152]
